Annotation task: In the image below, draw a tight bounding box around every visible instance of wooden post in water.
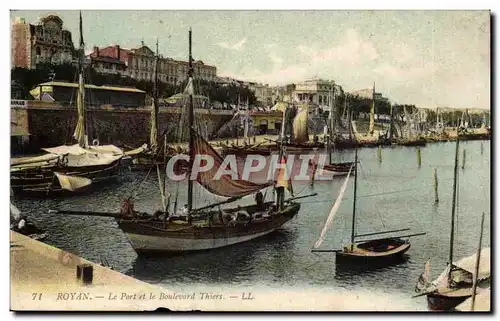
[481,142,484,155]
[417,147,422,167]
[462,148,466,169]
[433,168,439,203]
[377,145,382,163]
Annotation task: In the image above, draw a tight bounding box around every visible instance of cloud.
[221,29,381,86]
[298,29,379,65]
[217,38,246,51]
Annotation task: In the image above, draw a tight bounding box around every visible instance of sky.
[10,10,490,109]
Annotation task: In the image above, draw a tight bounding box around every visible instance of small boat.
[311,143,424,265]
[417,248,491,311]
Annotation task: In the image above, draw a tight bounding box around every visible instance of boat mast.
[328,86,333,165]
[350,145,359,251]
[244,97,249,144]
[187,28,194,216]
[389,103,394,140]
[448,121,461,286]
[150,38,159,155]
[73,11,88,148]
[369,82,375,136]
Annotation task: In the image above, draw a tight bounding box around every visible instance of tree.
[11,63,258,106]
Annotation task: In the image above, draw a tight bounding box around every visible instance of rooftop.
[33,81,145,93]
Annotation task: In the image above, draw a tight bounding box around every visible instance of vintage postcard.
[9,9,490,312]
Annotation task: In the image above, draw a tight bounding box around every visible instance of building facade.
[293,79,338,106]
[11,15,75,69]
[88,43,217,84]
[247,83,274,107]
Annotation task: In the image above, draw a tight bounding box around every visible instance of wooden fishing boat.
[10,13,125,195]
[311,144,424,265]
[397,138,427,147]
[49,28,312,255]
[115,201,300,254]
[336,237,410,264]
[418,248,491,311]
[11,158,121,194]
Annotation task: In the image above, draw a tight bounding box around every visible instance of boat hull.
[11,160,122,194]
[427,292,470,311]
[125,228,277,254]
[336,238,411,265]
[117,203,300,254]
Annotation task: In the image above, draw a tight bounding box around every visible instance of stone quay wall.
[15,101,233,153]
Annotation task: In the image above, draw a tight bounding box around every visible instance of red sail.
[192,130,272,197]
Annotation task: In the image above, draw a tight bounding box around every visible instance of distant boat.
[311,144,424,264]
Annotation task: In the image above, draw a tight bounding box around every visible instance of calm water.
[14,140,491,310]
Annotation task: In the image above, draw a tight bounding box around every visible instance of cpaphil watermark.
[166,153,348,183]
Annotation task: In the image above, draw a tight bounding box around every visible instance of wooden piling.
[377,145,382,163]
[481,142,484,155]
[81,264,93,285]
[433,168,439,203]
[462,148,466,169]
[417,147,422,167]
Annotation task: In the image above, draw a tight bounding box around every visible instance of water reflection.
[127,228,298,285]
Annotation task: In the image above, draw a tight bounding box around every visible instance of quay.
[10,231,425,311]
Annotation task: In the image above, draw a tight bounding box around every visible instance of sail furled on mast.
[293,106,309,144]
[313,164,353,249]
[191,129,272,198]
[150,41,159,154]
[73,11,87,148]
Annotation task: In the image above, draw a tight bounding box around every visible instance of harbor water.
[13,140,491,310]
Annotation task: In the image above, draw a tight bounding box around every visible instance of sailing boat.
[10,12,124,195]
[311,144,425,264]
[397,106,426,147]
[126,39,185,171]
[316,87,356,177]
[414,126,491,311]
[50,29,310,254]
[220,99,273,157]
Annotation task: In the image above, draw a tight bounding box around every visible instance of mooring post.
[417,147,422,167]
[462,148,466,170]
[480,142,484,155]
[77,263,94,285]
[433,168,439,203]
[377,145,382,163]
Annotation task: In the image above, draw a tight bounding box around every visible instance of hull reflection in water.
[127,229,297,282]
[335,254,410,276]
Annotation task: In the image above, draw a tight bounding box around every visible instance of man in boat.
[255,191,265,211]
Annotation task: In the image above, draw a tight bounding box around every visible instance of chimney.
[115,45,120,60]
[93,46,99,56]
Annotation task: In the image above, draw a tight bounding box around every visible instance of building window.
[319,96,322,104]
[36,47,41,55]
